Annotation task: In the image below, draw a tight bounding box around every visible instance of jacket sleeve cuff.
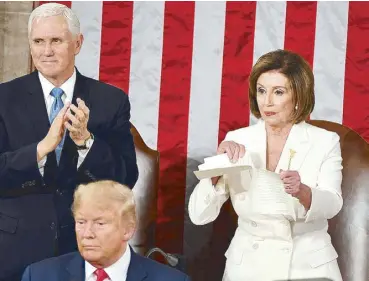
[304,187,343,223]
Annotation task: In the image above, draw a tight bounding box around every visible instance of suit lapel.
[65,252,85,281]
[71,70,90,107]
[25,71,58,183]
[248,120,267,169]
[62,247,148,281]
[24,71,51,141]
[275,121,312,173]
[126,248,148,281]
[250,120,312,173]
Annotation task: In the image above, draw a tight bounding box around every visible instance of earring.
[295,105,298,110]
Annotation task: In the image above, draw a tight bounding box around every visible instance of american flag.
[37,1,369,259]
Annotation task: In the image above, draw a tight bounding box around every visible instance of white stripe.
[311,1,349,124]
[250,1,287,125]
[72,2,103,80]
[128,1,165,150]
[186,2,226,161]
[184,1,227,258]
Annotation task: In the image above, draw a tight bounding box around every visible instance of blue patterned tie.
[49,87,65,164]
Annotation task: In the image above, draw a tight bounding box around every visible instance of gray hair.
[28,3,81,38]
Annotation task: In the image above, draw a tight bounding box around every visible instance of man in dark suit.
[21,180,190,281]
[0,3,138,280]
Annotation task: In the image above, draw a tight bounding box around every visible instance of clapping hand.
[64,98,91,146]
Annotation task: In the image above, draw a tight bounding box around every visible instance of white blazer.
[188,120,344,281]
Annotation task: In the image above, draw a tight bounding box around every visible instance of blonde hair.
[28,3,81,38]
[71,180,136,228]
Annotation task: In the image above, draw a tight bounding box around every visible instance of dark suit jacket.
[21,248,191,281]
[0,70,138,281]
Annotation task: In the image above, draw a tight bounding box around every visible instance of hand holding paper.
[280,170,302,196]
[217,141,246,163]
[193,151,297,220]
[248,169,296,221]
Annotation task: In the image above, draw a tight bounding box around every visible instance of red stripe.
[284,1,317,67]
[99,2,133,94]
[218,2,256,143]
[156,1,195,253]
[38,1,71,8]
[284,1,317,121]
[343,2,369,142]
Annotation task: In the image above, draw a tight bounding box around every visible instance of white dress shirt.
[37,68,93,176]
[85,247,131,281]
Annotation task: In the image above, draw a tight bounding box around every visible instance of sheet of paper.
[248,169,296,221]
[203,153,252,168]
[194,165,252,180]
[194,152,254,180]
[203,153,229,165]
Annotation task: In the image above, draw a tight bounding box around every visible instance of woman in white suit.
[188,49,343,281]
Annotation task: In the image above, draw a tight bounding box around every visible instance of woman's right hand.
[217,140,246,162]
[211,141,246,185]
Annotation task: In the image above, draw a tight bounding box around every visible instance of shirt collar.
[38,68,76,103]
[85,246,131,281]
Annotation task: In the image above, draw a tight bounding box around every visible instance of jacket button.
[282,247,291,253]
[252,243,259,250]
[251,221,257,227]
[50,222,55,230]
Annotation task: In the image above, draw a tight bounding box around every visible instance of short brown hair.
[249,49,315,123]
[71,180,136,228]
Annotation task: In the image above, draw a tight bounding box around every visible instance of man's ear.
[75,33,84,55]
[123,223,136,241]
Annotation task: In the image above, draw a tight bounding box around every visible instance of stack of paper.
[193,153,296,220]
[248,169,296,221]
[194,153,253,180]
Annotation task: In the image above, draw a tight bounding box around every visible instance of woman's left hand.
[280,170,301,197]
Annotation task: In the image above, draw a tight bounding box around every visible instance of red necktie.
[94,268,109,281]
